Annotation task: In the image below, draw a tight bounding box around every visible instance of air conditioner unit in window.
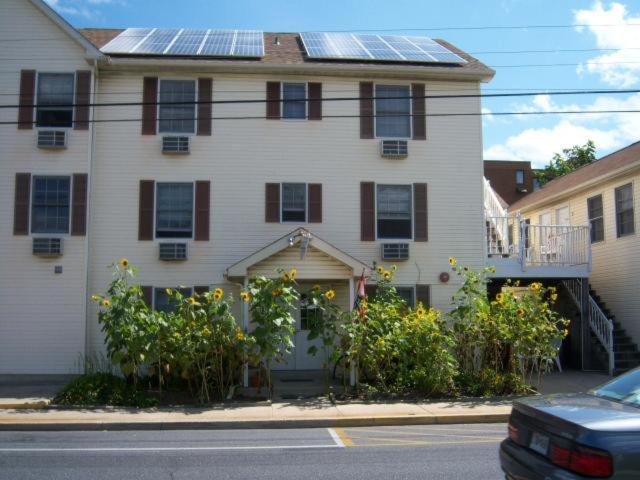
[33,237,63,257]
[37,130,67,149]
[159,242,188,261]
[381,243,409,261]
[162,136,190,154]
[380,140,408,158]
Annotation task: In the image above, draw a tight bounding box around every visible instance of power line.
[2,88,640,110]
[2,109,639,127]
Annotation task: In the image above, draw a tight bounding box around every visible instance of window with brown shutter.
[266,82,281,119]
[360,182,375,241]
[308,82,322,120]
[265,183,280,222]
[194,180,210,241]
[415,285,430,308]
[411,83,426,140]
[18,70,36,130]
[308,183,322,223]
[413,183,428,241]
[141,77,158,135]
[13,173,31,235]
[74,71,91,131]
[141,286,153,307]
[194,285,209,295]
[71,173,88,236]
[138,180,155,240]
[359,82,374,139]
[197,78,212,136]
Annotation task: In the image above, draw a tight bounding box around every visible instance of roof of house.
[509,140,640,212]
[78,29,494,79]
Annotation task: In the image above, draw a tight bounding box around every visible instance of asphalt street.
[0,423,506,479]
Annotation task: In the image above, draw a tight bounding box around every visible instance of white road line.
[0,444,343,453]
[327,428,345,448]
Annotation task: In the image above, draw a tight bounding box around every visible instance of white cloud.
[574,2,640,86]
[44,0,121,18]
[482,107,495,123]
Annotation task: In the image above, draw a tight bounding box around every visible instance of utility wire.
[3,88,640,110]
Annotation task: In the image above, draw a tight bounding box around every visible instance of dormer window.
[36,73,74,128]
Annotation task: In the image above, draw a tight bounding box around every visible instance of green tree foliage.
[535,140,596,186]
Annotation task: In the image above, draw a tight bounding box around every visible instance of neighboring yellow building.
[509,142,640,374]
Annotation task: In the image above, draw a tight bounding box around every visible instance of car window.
[591,368,640,407]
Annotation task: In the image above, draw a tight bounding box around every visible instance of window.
[375,84,410,138]
[615,183,635,237]
[377,184,412,239]
[587,195,604,243]
[158,79,196,134]
[31,176,70,234]
[515,170,525,185]
[300,305,321,331]
[154,287,192,313]
[282,83,306,119]
[156,183,194,238]
[36,73,74,128]
[281,183,306,222]
[395,286,415,307]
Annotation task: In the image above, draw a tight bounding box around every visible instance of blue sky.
[46,0,640,167]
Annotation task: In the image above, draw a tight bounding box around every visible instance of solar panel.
[101,28,264,58]
[299,32,467,64]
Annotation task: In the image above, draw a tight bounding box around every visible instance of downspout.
[82,59,99,371]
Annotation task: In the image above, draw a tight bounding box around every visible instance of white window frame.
[280,182,308,224]
[154,181,195,240]
[515,169,525,185]
[375,183,414,241]
[281,82,308,121]
[35,72,75,130]
[394,285,416,307]
[152,286,194,312]
[587,193,605,244]
[30,174,72,236]
[373,83,412,139]
[614,181,636,238]
[157,78,198,136]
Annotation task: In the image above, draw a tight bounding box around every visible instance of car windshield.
[590,368,640,408]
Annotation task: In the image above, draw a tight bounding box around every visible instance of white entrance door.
[556,206,570,225]
[271,300,324,371]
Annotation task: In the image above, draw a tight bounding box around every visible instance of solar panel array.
[101,28,264,57]
[300,32,467,64]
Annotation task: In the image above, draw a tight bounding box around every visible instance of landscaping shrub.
[54,373,158,407]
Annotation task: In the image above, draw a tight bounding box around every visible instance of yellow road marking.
[344,427,503,441]
[332,428,355,447]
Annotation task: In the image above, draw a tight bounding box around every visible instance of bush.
[54,373,158,407]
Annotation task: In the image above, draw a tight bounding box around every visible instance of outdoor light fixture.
[288,230,313,259]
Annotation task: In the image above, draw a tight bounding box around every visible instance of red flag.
[354,272,366,322]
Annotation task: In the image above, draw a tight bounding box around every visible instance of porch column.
[580,277,592,371]
[348,275,358,387]
[242,276,249,388]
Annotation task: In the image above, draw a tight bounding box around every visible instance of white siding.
[0,0,93,373]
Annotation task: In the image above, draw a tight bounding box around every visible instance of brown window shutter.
[411,83,426,140]
[194,285,209,295]
[194,180,210,241]
[141,286,153,308]
[266,82,281,119]
[364,284,377,300]
[138,180,155,241]
[265,183,280,222]
[18,70,36,130]
[13,173,31,235]
[71,173,88,236]
[360,182,375,241]
[415,285,430,308]
[141,77,158,135]
[308,82,322,120]
[413,183,428,242]
[197,78,212,136]
[308,183,322,223]
[359,82,374,139]
[74,71,91,131]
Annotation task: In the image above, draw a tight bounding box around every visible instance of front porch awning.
[225,228,372,280]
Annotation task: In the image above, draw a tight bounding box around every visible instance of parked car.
[500,368,640,479]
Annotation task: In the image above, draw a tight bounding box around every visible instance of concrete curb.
[0,401,48,410]
[0,413,510,431]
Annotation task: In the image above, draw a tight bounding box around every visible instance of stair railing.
[483,178,511,255]
[563,279,615,375]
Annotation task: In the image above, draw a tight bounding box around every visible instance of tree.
[535,140,596,187]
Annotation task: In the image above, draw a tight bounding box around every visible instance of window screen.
[615,183,635,237]
[377,184,412,239]
[156,183,194,238]
[587,194,604,243]
[395,286,415,307]
[154,287,192,313]
[31,176,70,234]
[36,73,74,128]
[375,85,411,138]
[515,170,525,185]
[158,80,196,134]
[282,83,306,119]
[282,183,306,222]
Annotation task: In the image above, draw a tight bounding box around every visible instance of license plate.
[529,431,550,455]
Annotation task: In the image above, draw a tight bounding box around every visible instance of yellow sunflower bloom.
[187,297,196,305]
[496,293,504,303]
[376,266,384,274]
[382,271,391,279]
[416,307,426,317]
[530,282,542,291]
[240,291,251,302]
[236,330,245,341]
[391,265,398,271]
[516,308,525,317]
[91,295,100,303]
[202,327,211,335]
[272,288,283,297]
[282,271,290,281]
[213,292,222,301]
[119,258,129,269]
[290,268,297,280]
[325,289,336,300]
[377,338,385,345]
[449,257,456,266]
[312,284,321,292]
[102,299,110,308]
[550,293,558,302]
[214,288,223,297]
[489,266,496,274]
